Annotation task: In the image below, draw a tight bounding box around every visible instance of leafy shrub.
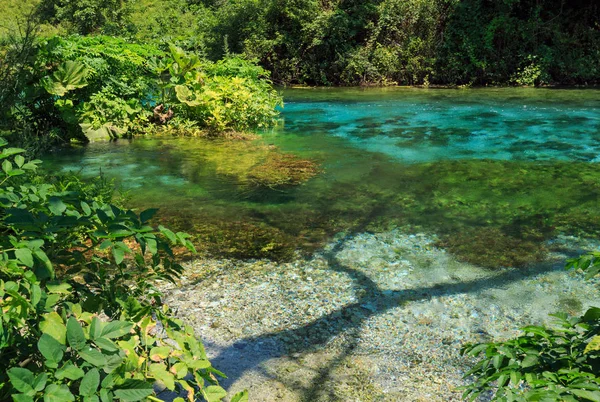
[461,252,600,401]
[0,138,247,401]
[1,33,282,149]
[167,46,283,132]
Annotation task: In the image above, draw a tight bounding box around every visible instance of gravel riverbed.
[160,229,599,401]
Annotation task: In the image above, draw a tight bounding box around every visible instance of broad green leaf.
[15,248,34,267]
[140,208,158,223]
[14,154,24,167]
[204,385,227,402]
[113,380,154,401]
[12,394,34,402]
[43,383,75,402]
[31,284,42,307]
[89,317,104,340]
[78,346,107,367]
[81,201,92,215]
[571,389,600,402]
[42,61,89,97]
[32,373,47,392]
[584,307,600,322]
[46,282,71,295]
[33,249,54,279]
[2,159,12,173]
[99,389,112,402]
[55,363,84,381]
[79,368,100,396]
[112,242,130,265]
[521,354,539,368]
[149,363,175,390]
[84,396,99,402]
[158,225,177,243]
[0,147,24,158]
[38,333,64,364]
[7,368,35,394]
[100,321,133,339]
[66,317,86,351]
[48,197,67,216]
[94,337,118,352]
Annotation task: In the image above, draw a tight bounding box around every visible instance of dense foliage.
[461,254,600,401]
[0,26,282,151]
[27,0,600,86]
[0,138,249,401]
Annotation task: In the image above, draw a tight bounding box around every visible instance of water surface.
[43,88,600,266]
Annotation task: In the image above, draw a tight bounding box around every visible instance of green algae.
[42,88,600,266]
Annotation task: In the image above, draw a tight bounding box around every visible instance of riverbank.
[159,229,599,401]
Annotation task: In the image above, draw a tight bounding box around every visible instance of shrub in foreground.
[0,138,247,401]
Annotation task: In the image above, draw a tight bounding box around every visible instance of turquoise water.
[43,88,600,265]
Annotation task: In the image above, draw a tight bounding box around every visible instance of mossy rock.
[248,153,320,188]
[437,227,547,268]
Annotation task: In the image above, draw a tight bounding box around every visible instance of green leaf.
[99,389,112,402]
[14,155,24,167]
[78,346,107,367]
[571,389,600,402]
[204,385,227,402]
[584,308,600,322]
[79,368,100,396]
[112,242,130,265]
[100,321,133,339]
[89,317,104,340]
[42,61,89,97]
[81,201,92,215]
[0,147,24,158]
[32,373,47,392]
[7,368,35,393]
[113,380,154,401]
[43,383,75,402]
[94,337,119,352]
[140,208,158,223]
[66,317,86,351]
[31,284,42,307]
[48,197,67,216]
[149,363,175,390]
[33,249,54,279]
[521,354,539,368]
[15,248,34,267]
[40,312,66,343]
[46,282,71,295]
[3,159,12,173]
[231,390,249,402]
[12,394,34,402]
[55,363,84,381]
[38,333,64,364]
[159,225,177,243]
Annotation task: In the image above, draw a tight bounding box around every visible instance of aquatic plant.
[248,154,320,189]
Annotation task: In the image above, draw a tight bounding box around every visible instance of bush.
[1,33,282,150]
[0,138,247,401]
[461,253,600,401]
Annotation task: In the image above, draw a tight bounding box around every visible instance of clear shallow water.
[43,88,600,265]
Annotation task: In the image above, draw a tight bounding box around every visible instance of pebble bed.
[160,229,600,401]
